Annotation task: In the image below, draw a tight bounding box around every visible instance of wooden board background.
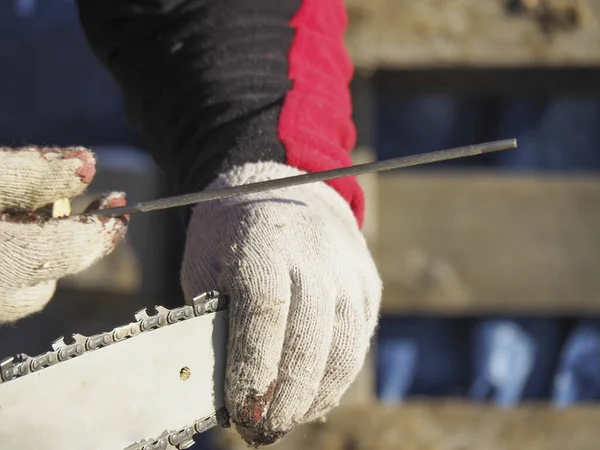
[214,401,600,450]
[345,0,600,70]
[376,172,600,315]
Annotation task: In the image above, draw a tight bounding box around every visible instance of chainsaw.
[0,140,516,449]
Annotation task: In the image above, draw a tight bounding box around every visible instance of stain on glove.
[0,146,128,323]
[181,161,382,446]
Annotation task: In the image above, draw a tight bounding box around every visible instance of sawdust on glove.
[181,161,382,446]
[0,147,128,323]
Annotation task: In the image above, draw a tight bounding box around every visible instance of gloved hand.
[0,146,128,323]
[181,161,382,446]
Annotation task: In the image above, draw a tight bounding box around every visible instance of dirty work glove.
[181,161,382,446]
[0,147,128,323]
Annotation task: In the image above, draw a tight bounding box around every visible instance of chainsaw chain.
[124,407,231,450]
[0,290,230,449]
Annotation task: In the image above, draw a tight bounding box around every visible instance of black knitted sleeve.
[76,0,299,196]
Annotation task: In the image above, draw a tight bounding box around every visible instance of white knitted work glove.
[0,147,128,323]
[181,161,382,446]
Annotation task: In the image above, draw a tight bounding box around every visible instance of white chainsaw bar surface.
[0,309,228,450]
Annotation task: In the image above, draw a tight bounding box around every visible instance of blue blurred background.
[374,94,600,407]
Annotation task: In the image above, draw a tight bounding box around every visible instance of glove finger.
[0,192,128,286]
[259,267,336,442]
[302,288,368,423]
[220,255,291,446]
[0,146,96,212]
[0,280,56,324]
[305,253,381,422]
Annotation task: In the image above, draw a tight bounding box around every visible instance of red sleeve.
[280,0,364,227]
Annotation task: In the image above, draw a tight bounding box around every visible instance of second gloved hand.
[0,146,128,324]
[181,161,382,446]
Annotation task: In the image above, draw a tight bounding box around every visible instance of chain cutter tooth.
[0,353,30,382]
[135,306,170,331]
[154,306,170,315]
[192,290,224,316]
[50,335,87,361]
[71,333,88,344]
[51,337,67,351]
[134,307,151,321]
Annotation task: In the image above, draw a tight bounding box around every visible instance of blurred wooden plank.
[214,401,600,450]
[373,67,600,97]
[376,172,600,315]
[345,0,600,70]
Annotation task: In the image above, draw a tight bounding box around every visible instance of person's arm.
[77,2,382,446]
[76,0,365,227]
